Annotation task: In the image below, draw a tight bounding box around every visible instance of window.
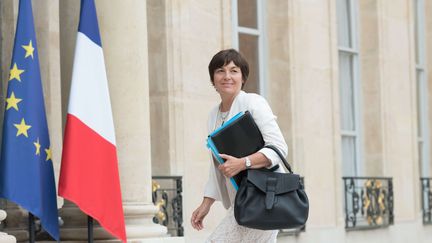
[337,0,362,176]
[414,0,430,177]
[232,0,266,95]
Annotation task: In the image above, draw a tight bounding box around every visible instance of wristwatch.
[245,156,252,169]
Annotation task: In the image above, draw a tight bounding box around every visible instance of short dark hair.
[208,49,249,87]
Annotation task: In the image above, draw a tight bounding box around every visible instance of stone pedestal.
[123,203,167,239]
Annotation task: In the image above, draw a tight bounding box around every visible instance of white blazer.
[203,91,288,209]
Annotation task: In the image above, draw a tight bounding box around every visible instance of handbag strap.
[264,145,293,173]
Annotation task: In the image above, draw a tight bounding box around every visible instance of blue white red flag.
[58,0,126,241]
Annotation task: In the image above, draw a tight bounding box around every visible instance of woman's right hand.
[191,197,214,230]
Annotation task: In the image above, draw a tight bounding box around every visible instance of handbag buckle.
[265,177,277,210]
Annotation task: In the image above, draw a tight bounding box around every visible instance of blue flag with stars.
[0,0,59,240]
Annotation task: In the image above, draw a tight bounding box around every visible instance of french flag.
[58,0,126,242]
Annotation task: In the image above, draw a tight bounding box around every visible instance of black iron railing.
[152,176,183,236]
[342,177,393,230]
[421,177,432,225]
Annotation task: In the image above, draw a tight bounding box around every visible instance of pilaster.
[377,0,417,220]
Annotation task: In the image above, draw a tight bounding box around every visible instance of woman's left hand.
[218,154,246,178]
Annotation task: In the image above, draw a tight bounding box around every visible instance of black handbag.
[234,145,309,230]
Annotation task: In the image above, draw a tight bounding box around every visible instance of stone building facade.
[1,0,432,242]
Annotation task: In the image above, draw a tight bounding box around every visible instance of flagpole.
[28,212,35,243]
[88,215,94,243]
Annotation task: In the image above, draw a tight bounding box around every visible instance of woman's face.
[213,61,243,97]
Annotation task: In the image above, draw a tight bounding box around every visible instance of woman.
[191,49,288,242]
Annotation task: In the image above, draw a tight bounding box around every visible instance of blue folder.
[206,111,265,190]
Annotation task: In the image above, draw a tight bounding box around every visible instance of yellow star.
[34,138,41,155]
[13,118,31,137]
[45,147,52,161]
[22,40,34,59]
[5,92,23,111]
[9,63,24,82]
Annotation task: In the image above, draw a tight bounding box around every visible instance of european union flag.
[0,0,59,240]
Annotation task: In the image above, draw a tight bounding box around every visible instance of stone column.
[0,210,16,243]
[96,0,167,240]
[33,0,63,208]
[58,0,168,241]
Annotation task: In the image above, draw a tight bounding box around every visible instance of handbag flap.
[246,170,301,194]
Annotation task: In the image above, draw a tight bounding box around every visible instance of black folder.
[207,110,264,189]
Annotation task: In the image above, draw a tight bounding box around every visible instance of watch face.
[246,157,251,167]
